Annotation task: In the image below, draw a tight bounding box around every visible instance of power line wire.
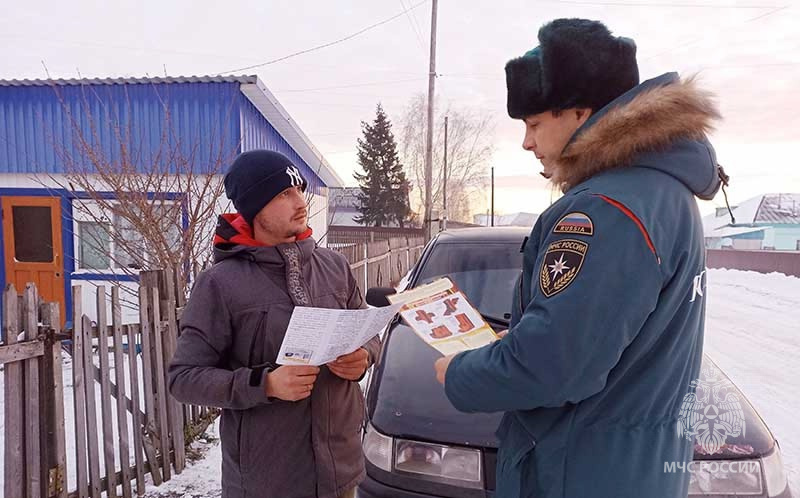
[217,1,429,75]
[400,0,427,51]
[745,4,789,22]
[643,4,788,61]
[273,77,426,93]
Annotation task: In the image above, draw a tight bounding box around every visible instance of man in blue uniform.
[434,18,726,498]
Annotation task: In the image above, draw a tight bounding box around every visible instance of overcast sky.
[2,0,799,216]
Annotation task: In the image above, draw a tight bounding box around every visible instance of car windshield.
[414,241,523,323]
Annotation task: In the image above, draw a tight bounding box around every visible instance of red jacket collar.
[214,213,313,248]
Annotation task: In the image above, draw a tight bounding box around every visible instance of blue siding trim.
[0,200,5,341]
[62,194,74,320]
[70,191,184,201]
[72,273,139,283]
[238,95,325,195]
[0,187,181,199]
[0,82,242,175]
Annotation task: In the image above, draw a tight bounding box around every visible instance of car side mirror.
[366,287,397,308]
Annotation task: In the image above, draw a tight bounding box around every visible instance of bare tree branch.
[39,82,240,295]
[399,94,493,223]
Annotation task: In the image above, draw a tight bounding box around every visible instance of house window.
[113,213,147,269]
[78,222,112,270]
[112,204,182,270]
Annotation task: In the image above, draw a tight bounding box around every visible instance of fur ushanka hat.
[505,18,640,118]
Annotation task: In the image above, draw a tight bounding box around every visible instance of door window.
[12,206,54,263]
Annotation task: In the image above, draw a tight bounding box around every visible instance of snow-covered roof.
[703,196,763,232]
[702,193,800,234]
[756,194,800,224]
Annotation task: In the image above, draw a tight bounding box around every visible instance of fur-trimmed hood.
[553,73,722,199]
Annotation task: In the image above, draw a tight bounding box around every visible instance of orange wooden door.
[2,196,66,324]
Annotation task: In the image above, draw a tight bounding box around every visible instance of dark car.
[358,227,792,498]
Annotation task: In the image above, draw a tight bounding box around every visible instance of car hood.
[368,322,503,448]
[368,323,775,457]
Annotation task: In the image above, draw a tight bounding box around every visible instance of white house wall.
[0,172,71,188]
[307,190,329,247]
[74,280,141,324]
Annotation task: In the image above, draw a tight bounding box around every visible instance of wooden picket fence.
[335,236,425,291]
[1,239,426,498]
[1,269,216,498]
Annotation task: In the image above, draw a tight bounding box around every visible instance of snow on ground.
[704,269,800,494]
[143,420,223,498]
[2,269,798,496]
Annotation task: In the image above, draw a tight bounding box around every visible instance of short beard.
[254,215,305,242]
[286,224,306,238]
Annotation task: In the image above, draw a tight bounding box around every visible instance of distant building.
[328,187,411,228]
[328,187,363,227]
[703,193,800,251]
[473,212,539,228]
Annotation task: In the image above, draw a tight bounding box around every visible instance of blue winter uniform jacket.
[444,73,723,498]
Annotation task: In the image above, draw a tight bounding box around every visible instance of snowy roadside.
[704,269,800,494]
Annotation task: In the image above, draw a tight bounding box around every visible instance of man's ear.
[575,108,593,125]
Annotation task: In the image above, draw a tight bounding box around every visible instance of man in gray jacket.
[169,149,381,498]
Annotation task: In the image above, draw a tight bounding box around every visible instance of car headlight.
[762,445,789,497]
[363,423,393,472]
[362,423,484,489]
[394,439,483,489]
[688,460,763,495]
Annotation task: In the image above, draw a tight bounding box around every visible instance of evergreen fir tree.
[353,104,411,227]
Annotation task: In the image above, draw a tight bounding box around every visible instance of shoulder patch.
[539,239,589,298]
[553,212,594,236]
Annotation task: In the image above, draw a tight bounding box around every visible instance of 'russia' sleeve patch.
[553,212,594,236]
[539,239,589,298]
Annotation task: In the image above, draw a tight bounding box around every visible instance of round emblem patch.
[539,239,589,298]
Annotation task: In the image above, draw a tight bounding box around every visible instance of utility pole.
[442,115,448,231]
[491,166,495,227]
[424,0,438,240]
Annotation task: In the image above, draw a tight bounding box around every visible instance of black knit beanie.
[224,150,308,225]
[505,18,639,118]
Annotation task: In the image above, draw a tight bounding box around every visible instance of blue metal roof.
[0,76,329,188]
[0,75,257,87]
